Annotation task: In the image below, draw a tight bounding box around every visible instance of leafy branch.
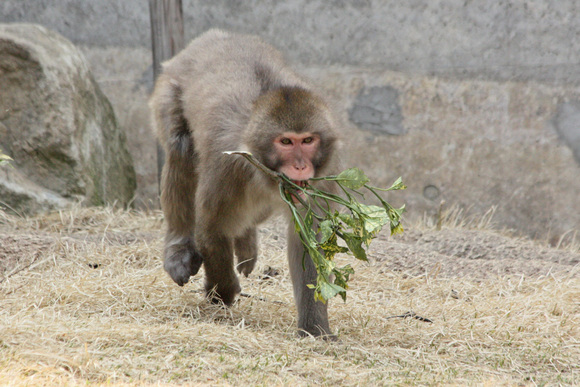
[224,151,406,302]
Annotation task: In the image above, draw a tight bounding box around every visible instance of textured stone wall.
[2,1,578,242]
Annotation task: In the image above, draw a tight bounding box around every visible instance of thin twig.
[385,311,433,323]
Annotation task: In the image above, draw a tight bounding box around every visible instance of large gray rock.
[0,24,135,214]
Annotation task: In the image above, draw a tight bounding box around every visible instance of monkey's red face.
[273,132,320,182]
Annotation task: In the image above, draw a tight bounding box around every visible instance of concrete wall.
[2,1,579,243]
[3,1,580,84]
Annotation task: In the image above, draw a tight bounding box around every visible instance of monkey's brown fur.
[150,29,340,338]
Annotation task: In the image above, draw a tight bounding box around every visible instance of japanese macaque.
[150,29,340,338]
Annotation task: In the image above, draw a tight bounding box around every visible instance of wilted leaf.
[388,204,406,220]
[386,176,406,191]
[391,222,404,235]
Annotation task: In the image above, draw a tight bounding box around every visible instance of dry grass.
[0,206,578,386]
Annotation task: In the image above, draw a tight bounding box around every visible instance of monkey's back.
[159,29,310,151]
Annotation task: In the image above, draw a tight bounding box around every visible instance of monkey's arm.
[223,151,280,180]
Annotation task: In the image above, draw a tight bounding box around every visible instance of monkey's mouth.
[292,180,309,188]
[289,180,309,204]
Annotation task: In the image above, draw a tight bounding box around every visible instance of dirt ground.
[1,213,577,282]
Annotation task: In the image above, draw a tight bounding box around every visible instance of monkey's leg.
[286,223,334,339]
[234,227,258,277]
[196,230,241,306]
[160,133,203,287]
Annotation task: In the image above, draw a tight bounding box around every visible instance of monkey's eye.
[303,137,313,144]
[280,138,292,145]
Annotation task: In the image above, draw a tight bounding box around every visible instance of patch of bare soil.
[2,212,578,283]
[0,231,158,278]
[374,228,579,279]
[0,233,55,277]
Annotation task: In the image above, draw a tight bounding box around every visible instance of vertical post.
[149,0,184,193]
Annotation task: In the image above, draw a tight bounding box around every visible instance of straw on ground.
[0,206,578,385]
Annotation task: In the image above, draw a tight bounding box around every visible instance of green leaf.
[368,176,407,192]
[343,233,367,261]
[320,282,346,301]
[333,265,354,287]
[320,240,349,259]
[387,176,407,191]
[318,220,334,244]
[335,168,370,189]
[223,151,405,302]
[292,216,302,234]
[338,213,356,228]
[357,204,389,235]
[303,209,314,229]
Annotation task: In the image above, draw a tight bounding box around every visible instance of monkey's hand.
[163,240,203,286]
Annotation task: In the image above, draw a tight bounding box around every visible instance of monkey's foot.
[163,239,203,286]
[236,257,257,277]
[298,326,337,341]
[205,281,241,306]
